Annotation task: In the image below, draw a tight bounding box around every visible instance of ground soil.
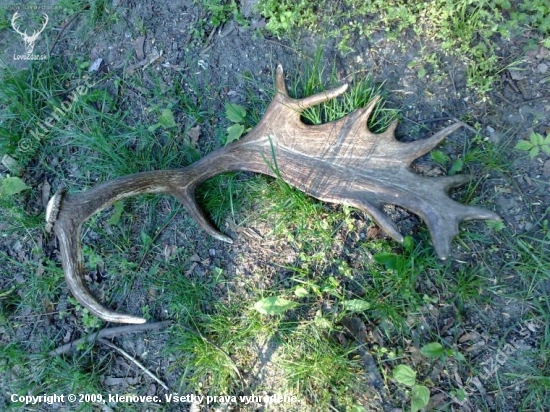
[1,1,549,411]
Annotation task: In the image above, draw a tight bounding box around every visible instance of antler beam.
[48,65,499,324]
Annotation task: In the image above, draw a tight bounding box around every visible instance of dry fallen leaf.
[41,180,51,208]
[134,35,145,60]
[187,125,201,147]
[163,244,178,261]
[459,331,481,343]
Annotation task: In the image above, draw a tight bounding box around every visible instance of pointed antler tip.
[275,65,289,97]
[275,65,285,82]
[434,240,453,260]
[122,316,148,324]
[216,234,233,244]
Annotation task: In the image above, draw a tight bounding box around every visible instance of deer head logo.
[11,12,49,55]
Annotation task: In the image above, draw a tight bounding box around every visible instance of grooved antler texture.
[49,65,500,324]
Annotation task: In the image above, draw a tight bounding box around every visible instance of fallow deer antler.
[47,65,499,324]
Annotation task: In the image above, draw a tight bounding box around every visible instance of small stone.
[543,159,550,178]
[486,126,501,144]
[88,58,103,72]
[508,69,524,80]
[537,63,548,74]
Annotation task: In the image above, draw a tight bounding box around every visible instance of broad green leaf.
[452,387,468,401]
[403,235,414,252]
[107,201,124,226]
[452,350,467,362]
[254,296,297,315]
[159,108,177,128]
[373,252,400,270]
[530,132,543,145]
[430,150,450,164]
[1,154,22,175]
[294,286,309,297]
[148,123,161,133]
[393,364,416,387]
[225,103,246,123]
[541,144,550,155]
[448,158,464,176]
[314,310,332,329]
[420,342,445,358]
[226,124,245,145]
[0,176,30,196]
[411,385,430,412]
[140,231,152,247]
[321,276,339,292]
[343,299,371,313]
[514,140,533,151]
[417,67,426,78]
[529,146,540,158]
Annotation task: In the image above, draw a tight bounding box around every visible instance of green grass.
[0,59,70,163]
[1,7,549,411]
[257,0,549,96]
[1,342,106,411]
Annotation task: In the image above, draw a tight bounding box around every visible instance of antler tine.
[51,171,190,324]
[401,122,465,165]
[274,64,348,112]
[50,158,262,324]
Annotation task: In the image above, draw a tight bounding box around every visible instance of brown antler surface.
[49,65,499,324]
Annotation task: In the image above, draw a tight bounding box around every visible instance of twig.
[264,38,312,60]
[493,91,514,105]
[49,5,90,55]
[514,95,550,107]
[12,309,74,319]
[402,116,433,133]
[449,116,479,135]
[415,116,454,123]
[98,338,169,390]
[49,321,171,356]
[341,317,390,410]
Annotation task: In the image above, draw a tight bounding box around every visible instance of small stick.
[514,96,550,107]
[98,338,169,391]
[49,5,90,55]
[49,321,171,356]
[449,116,479,135]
